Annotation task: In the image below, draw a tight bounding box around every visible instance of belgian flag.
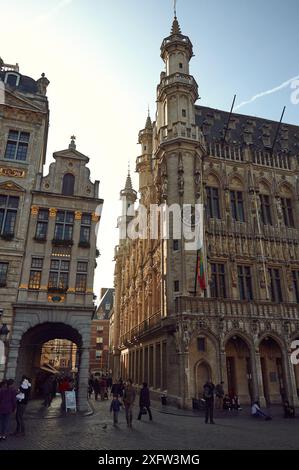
[197,249,206,291]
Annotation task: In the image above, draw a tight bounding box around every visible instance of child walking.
[110,395,122,425]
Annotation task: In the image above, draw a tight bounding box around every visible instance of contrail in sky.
[235,74,299,110]
[32,0,74,25]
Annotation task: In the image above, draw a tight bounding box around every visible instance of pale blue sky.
[1,0,299,294]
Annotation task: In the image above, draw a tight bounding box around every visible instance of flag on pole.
[197,249,206,290]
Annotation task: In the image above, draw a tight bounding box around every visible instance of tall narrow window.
[35,208,49,241]
[62,173,75,196]
[0,195,19,238]
[29,258,43,290]
[211,263,227,298]
[238,265,253,300]
[79,213,91,247]
[54,211,74,242]
[48,259,70,291]
[0,263,8,287]
[280,197,295,227]
[4,130,30,161]
[230,191,245,222]
[292,271,299,303]
[259,194,272,225]
[76,261,88,292]
[206,187,221,219]
[269,268,283,303]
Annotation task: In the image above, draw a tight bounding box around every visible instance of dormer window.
[5,73,20,87]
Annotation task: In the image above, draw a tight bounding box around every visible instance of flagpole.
[194,249,199,296]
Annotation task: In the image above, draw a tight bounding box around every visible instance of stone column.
[284,348,299,406]
[220,349,227,389]
[39,207,57,301]
[253,350,266,406]
[78,346,89,412]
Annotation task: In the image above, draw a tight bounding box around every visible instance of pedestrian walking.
[110,395,122,425]
[137,382,152,421]
[0,379,16,441]
[14,376,31,436]
[58,376,70,410]
[203,380,215,424]
[215,381,224,409]
[123,379,136,428]
[93,378,100,401]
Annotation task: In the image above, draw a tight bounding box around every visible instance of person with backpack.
[203,380,215,424]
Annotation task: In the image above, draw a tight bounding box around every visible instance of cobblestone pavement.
[1,396,299,450]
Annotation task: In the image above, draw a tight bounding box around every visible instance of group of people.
[88,374,112,401]
[202,380,296,424]
[0,375,31,441]
[109,380,152,427]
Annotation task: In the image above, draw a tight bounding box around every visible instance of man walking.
[137,382,152,421]
[203,380,215,424]
[123,379,136,428]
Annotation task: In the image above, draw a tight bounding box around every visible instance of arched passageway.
[225,335,253,403]
[259,336,286,405]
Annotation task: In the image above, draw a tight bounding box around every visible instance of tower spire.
[171,0,181,34]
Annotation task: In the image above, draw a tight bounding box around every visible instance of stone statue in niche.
[231,264,237,287]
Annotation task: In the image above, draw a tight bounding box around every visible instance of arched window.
[62,173,75,196]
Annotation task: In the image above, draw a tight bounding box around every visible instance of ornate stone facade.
[113,18,299,408]
[0,60,103,411]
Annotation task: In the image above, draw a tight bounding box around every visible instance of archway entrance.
[195,361,211,399]
[259,336,286,405]
[15,323,83,409]
[225,336,252,403]
[293,337,299,399]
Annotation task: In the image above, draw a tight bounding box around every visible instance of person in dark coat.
[203,380,215,424]
[14,376,31,436]
[110,395,122,425]
[137,382,152,421]
[93,378,100,401]
[0,379,16,440]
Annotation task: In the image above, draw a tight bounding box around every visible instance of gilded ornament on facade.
[0,167,25,178]
[49,208,57,217]
[31,205,39,216]
[75,211,82,220]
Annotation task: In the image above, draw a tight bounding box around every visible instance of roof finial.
[128,160,130,176]
[171,0,181,35]
[69,135,76,150]
[145,106,153,130]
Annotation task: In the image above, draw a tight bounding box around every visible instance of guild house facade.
[0,58,102,411]
[113,17,299,408]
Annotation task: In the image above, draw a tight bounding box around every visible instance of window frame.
[269,268,283,303]
[0,195,19,238]
[28,257,44,290]
[230,190,245,222]
[4,130,30,161]
[206,186,221,219]
[48,258,70,292]
[259,194,272,225]
[0,262,9,287]
[210,263,227,298]
[237,265,253,301]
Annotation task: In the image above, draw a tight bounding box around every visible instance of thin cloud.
[32,0,74,25]
[235,74,299,110]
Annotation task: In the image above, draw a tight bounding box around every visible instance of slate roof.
[195,105,299,155]
[0,71,38,94]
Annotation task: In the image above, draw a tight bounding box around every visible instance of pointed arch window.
[62,173,75,196]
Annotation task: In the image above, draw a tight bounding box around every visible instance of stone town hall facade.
[113,17,299,407]
[0,59,102,411]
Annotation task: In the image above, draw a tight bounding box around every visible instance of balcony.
[48,286,68,294]
[120,311,162,346]
[52,238,74,247]
[158,122,205,146]
[174,296,299,320]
